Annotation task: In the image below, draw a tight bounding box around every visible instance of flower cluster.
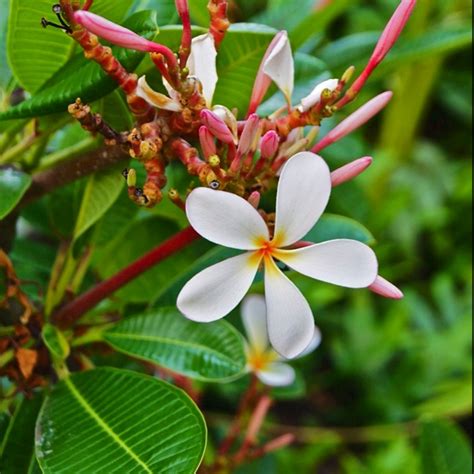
[49,0,413,357]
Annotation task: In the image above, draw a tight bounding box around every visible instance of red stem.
[52,226,200,328]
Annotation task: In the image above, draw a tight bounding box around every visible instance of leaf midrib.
[106,332,241,370]
[64,377,153,474]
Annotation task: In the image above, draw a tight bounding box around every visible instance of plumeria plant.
[0,0,431,472]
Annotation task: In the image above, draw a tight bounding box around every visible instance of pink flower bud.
[248,191,261,209]
[237,114,260,156]
[73,11,177,68]
[369,275,404,299]
[331,156,373,187]
[200,109,235,145]
[260,131,279,159]
[247,31,289,116]
[370,0,416,69]
[312,91,392,152]
[199,126,216,158]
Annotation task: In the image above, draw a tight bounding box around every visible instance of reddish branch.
[52,226,200,328]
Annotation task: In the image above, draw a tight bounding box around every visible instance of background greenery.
[0,0,472,472]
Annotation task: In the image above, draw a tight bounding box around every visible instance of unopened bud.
[208,155,220,167]
[126,168,137,187]
[369,275,404,299]
[199,126,216,158]
[312,91,392,153]
[331,156,373,187]
[341,65,355,84]
[200,109,235,145]
[237,114,260,156]
[260,131,279,159]
[248,191,261,209]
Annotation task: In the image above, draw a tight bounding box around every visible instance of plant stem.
[52,226,200,328]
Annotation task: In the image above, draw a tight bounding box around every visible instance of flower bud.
[331,156,373,187]
[312,91,392,152]
[247,191,261,209]
[126,168,137,187]
[369,275,404,299]
[260,131,279,159]
[237,114,260,156]
[200,109,235,145]
[199,126,216,158]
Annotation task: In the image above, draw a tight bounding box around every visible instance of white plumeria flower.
[249,31,339,114]
[137,33,218,110]
[177,151,378,358]
[242,295,321,386]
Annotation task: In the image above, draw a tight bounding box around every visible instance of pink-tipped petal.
[369,275,404,299]
[201,109,235,145]
[331,156,373,187]
[247,31,291,115]
[260,131,279,159]
[313,92,393,152]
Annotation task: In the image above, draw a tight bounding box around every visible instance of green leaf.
[36,368,206,473]
[304,213,375,245]
[188,0,209,26]
[289,0,351,49]
[73,164,124,242]
[420,419,472,474]
[42,323,70,360]
[0,11,158,121]
[0,394,43,474]
[104,308,246,381]
[7,0,134,93]
[0,168,32,220]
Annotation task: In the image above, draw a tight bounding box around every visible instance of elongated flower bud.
[73,10,177,68]
[248,191,261,209]
[369,275,404,299]
[199,126,216,158]
[331,157,373,187]
[313,91,392,152]
[260,131,279,159]
[238,114,260,156]
[200,109,235,144]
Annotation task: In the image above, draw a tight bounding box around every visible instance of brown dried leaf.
[16,348,38,379]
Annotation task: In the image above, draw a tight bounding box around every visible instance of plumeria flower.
[242,295,321,385]
[137,33,218,111]
[177,151,379,358]
[248,31,339,115]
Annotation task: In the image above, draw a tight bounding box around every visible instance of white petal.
[273,152,331,247]
[262,31,294,106]
[264,257,314,359]
[177,252,260,322]
[188,34,218,107]
[241,294,268,352]
[257,362,295,387]
[298,78,339,112]
[276,239,378,288]
[298,325,322,357]
[136,76,182,112]
[186,188,269,250]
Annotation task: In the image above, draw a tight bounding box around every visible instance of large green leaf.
[0,11,158,121]
[7,0,134,93]
[36,368,206,473]
[0,167,32,220]
[73,164,124,242]
[304,213,375,245]
[420,419,472,474]
[0,395,43,474]
[104,308,246,381]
